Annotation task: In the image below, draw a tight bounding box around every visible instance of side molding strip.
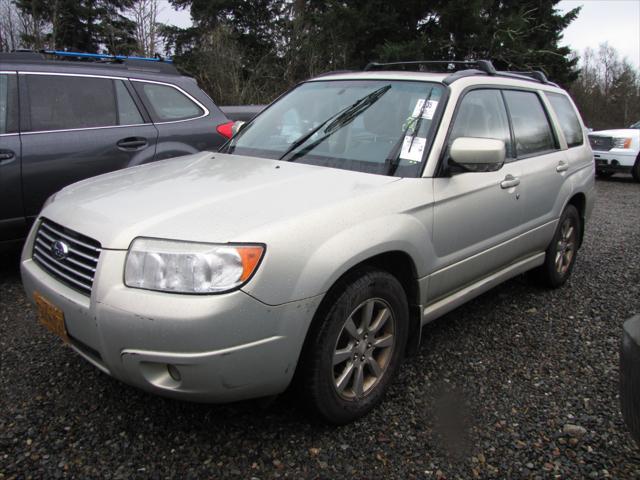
[422,252,545,325]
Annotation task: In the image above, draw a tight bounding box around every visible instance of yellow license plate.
[34,292,69,343]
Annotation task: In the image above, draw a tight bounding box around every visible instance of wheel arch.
[295,250,423,386]
[566,192,586,247]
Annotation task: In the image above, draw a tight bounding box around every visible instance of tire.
[534,204,581,288]
[596,170,614,179]
[300,267,409,424]
[632,156,640,182]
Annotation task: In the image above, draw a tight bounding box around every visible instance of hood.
[44,152,399,249]
[590,129,640,137]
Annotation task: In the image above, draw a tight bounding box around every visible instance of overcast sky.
[558,0,640,69]
[157,0,640,70]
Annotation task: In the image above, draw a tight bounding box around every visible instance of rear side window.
[26,75,118,131]
[545,92,584,147]
[24,75,145,132]
[450,89,513,158]
[503,90,556,157]
[136,82,203,122]
[0,74,19,134]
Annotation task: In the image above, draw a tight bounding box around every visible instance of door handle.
[556,161,569,172]
[0,150,15,165]
[500,174,520,189]
[117,137,148,150]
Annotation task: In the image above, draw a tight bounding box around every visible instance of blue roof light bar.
[43,50,173,63]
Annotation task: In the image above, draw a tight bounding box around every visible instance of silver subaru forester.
[21,61,595,424]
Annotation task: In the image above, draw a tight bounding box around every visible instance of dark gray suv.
[0,51,234,246]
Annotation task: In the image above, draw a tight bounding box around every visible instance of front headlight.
[124,238,264,294]
[613,137,632,149]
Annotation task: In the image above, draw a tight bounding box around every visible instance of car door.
[0,71,25,241]
[503,89,565,252]
[430,88,525,301]
[19,72,159,220]
[131,79,226,161]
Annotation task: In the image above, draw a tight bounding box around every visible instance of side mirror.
[449,137,506,172]
[232,120,246,136]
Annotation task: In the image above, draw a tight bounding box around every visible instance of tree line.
[569,44,640,130]
[1,0,638,129]
[0,0,161,57]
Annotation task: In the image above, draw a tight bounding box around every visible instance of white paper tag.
[400,136,426,162]
[412,99,438,119]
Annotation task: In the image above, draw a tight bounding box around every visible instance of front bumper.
[20,227,322,403]
[593,150,636,172]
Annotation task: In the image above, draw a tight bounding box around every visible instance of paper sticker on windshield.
[400,136,427,163]
[412,99,438,119]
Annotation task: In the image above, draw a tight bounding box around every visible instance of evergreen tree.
[165,0,583,103]
[15,0,137,53]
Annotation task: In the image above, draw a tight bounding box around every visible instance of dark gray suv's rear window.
[136,82,203,122]
[545,92,584,148]
[25,75,144,132]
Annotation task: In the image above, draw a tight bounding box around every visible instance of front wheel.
[300,268,409,424]
[534,204,581,288]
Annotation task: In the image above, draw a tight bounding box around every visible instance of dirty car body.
[21,67,595,422]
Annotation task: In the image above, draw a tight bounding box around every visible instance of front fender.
[295,214,431,299]
[243,212,433,306]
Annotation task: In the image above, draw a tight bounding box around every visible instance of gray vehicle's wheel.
[300,267,409,424]
[632,156,640,182]
[534,204,581,288]
[621,315,640,446]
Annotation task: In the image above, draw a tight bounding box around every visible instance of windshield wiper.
[279,84,392,162]
[385,87,434,176]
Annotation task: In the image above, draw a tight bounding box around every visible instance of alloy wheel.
[555,218,576,275]
[332,298,395,400]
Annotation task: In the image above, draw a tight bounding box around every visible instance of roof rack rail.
[364,60,497,76]
[314,69,356,78]
[497,70,548,83]
[0,49,180,75]
[444,68,557,86]
[362,59,557,86]
[43,50,173,64]
[442,69,488,85]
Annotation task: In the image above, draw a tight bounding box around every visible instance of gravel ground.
[1,176,640,479]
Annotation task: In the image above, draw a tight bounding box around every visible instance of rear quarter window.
[135,82,204,122]
[545,92,584,148]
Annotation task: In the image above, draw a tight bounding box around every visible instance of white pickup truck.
[589,121,640,181]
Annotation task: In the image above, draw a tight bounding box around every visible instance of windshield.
[630,121,640,129]
[225,80,445,177]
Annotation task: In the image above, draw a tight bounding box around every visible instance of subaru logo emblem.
[51,240,69,260]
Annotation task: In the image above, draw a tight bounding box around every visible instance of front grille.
[589,135,613,151]
[32,219,101,295]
